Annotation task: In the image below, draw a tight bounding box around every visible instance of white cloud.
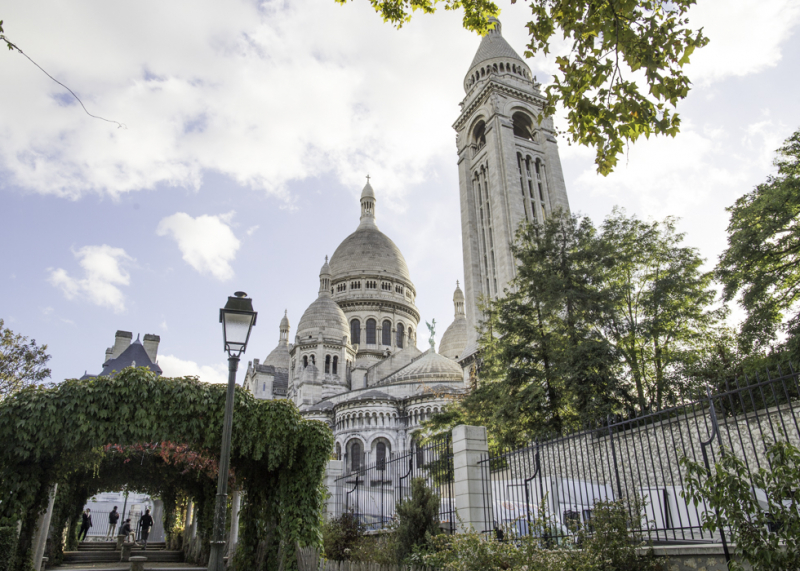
[0,0,478,201]
[48,245,133,312]
[686,0,800,84]
[246,225,259,236]
[158,354,227,384]
[157,212,240,281]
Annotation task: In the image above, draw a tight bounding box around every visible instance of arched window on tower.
[512,111,534,140]
[332,356,338,375]
[335,442,341,460]
[366,319,377,344]
[351,441,362,472]
[376,441,387,471]
[351,319,361,345]
[382,320,391,346]
[325,355,331,373]
[303,355,308,368]
[396,323,405,348]
[473,120,486,151]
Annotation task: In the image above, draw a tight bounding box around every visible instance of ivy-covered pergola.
[0,367,333,571]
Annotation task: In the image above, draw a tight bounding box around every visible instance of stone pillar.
[33,484,57,571]
[227,490,241,557]
[452,425,490,533]
[129,555,147,571]
[324,460,343,521]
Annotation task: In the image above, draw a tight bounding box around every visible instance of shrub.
[422,498,663,571]
[0,527,18,571]
[682,439,800,571]
[395,477,441,561]
[322,511,364,561]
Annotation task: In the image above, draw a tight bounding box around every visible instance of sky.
[2,0,800,385]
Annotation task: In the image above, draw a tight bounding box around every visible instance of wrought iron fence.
[479,366,800,547]
[333,433,455,533]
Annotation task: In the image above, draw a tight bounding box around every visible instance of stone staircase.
[60,541,185,566]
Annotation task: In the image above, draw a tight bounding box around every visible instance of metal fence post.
[700,388,731,564]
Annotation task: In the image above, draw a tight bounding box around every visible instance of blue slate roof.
[99,338,162,377]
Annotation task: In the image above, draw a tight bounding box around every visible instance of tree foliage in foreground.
[0,318,51,400]
[717,129,800,355]
[682,440,800,571]
[341,0,708,175]
[427,210,720,446]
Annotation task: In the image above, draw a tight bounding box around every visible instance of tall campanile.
[455,18,571,360]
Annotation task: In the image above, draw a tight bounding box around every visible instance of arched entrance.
[0,367,332,571]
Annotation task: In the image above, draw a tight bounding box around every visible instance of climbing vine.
[0,367,333,571]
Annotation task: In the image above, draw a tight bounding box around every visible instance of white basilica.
[243,18,570,472]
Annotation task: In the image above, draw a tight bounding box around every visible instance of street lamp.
[208,292,256,571]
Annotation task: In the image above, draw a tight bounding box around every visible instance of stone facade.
[244,183,468,470]
[244,17,573,473]
[454,18,571,360]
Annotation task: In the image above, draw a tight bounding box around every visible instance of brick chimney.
[111,331,133,359]
[143,334,161,363]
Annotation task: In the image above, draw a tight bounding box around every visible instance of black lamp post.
[207,292,256,571]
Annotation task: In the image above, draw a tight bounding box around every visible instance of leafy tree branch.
[340,0,708,175]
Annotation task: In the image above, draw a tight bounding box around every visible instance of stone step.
[76,542,167,551]
[63,550,183,563]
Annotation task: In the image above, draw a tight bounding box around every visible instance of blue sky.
[2,0,800,384]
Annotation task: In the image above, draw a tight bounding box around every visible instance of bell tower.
[455,18,571,358]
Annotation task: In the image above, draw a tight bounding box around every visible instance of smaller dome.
[297,295,349,341]
[454,280,465,302]
[264,342,290,370]
[280,309,290,330]
[361,179,375,199]
[383,349,463,383]
[320,255,331,276]
[439,317,467,360]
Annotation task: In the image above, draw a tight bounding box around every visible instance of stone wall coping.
[643,543,728,556]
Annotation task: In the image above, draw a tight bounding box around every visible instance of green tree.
[395,477,441,561]
[716,129,800,355]
[342,0,708,175]
[0,318,51,400]
[429,213,622,446]
[599,209,718,412]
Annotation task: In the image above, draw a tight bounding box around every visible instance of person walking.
[120,518,136,544]
[78,509,92,542]
[106,506,119,539]
[139,508,154,550]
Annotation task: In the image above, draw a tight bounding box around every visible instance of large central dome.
[328,180,411,283]
[329,226,410,282]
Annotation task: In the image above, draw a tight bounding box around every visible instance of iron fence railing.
[479,366,800,550]
[333,433,455,533]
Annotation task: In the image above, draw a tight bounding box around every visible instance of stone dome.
[297,261,350,341]
[439,317,467,360]
[464,18,532,91]
[264,342,290,370]
[439,281,468,360]
[329,226,411,282]
[382,349,463,384]
[297,294,349,341]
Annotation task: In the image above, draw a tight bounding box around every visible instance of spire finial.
[457,280,460,287]
[284,309,287,316]
[366,174,370,183]
[325,255,328,263]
